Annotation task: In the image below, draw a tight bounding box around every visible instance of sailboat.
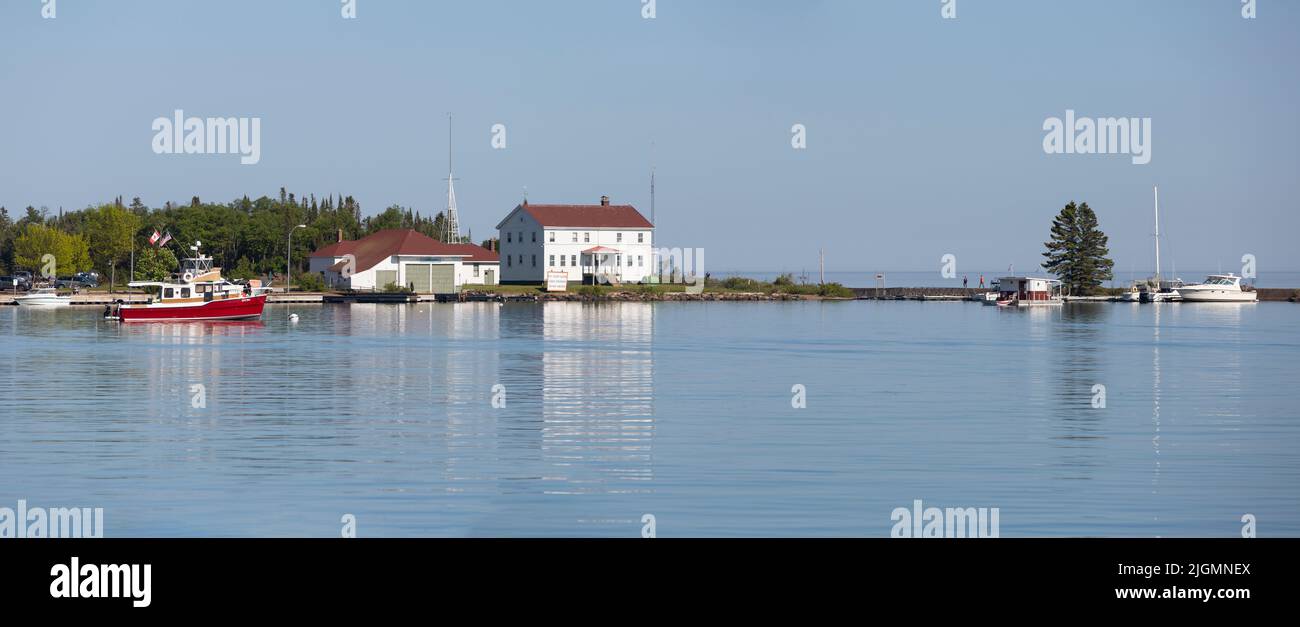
[1139,186,1183,303]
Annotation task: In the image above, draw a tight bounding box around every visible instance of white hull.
[1176,289,1257,302]
[15,296,70,307]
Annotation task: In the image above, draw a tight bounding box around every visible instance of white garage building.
[308,229,499,293]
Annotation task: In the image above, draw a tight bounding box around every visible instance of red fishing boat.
[120,248,267,322]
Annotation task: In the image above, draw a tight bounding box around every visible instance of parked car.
[54,277,92,290]
[59,272,100,288]
[0,276,32,291]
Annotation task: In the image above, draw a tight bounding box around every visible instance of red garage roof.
[309,230,497,274]
[498,200,653,229]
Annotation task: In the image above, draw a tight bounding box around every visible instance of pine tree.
[1042,201,1115,295]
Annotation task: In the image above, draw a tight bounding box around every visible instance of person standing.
[963,275,968,290]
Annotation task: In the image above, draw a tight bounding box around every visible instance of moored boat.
[1175,274,1257,302]
[982,276,1063,307]
[120,248,267,322]
[14,287,71,307]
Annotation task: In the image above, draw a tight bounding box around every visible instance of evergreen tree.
[1042,201,1115,295]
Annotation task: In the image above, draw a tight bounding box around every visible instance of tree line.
[0,188,495,287]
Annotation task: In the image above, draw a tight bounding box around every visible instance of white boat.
[1120,284,1141,302]
[1137,186,1183,303]
[1175,274,1258,302]
[15,287,71,307]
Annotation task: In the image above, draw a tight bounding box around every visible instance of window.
[473,264,480,277]
[518,255,524,265]
[531,255,536,267]
[638,233,644,243]
[549,255,555,267]
[518,232,522,243]
[617,232,623,243]
[638,255,643,267]
[548,232,555,242]
[627,255,633,267]
[571,255,577,267]
[507,256,512,267]
[584,232,590,243]
[571,232,578,243]
[181,287,191,299]
[531,232,536,242]
[164,288,174,299]
[506,232,512,243]
[560,255,566,267]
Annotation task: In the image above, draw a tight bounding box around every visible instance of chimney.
[600,195,610,206]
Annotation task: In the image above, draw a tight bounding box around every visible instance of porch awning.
[582,246,620,254]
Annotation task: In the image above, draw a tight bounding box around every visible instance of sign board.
[546,272,568,292]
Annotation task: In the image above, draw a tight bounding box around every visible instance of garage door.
[375,270,398,290]
[430,264,455,294]
[406,264,431,293]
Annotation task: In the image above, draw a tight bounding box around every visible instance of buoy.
[288,313,299,323]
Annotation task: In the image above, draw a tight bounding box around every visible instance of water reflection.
[540,303,655,495]
[1049,304,1109,479]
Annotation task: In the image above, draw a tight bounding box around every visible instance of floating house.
[308,229,498,293]
[495,196,655,284]
[986,276,1063,306]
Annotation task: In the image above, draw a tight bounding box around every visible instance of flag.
[149,230,161,245]
[158,232,173,247]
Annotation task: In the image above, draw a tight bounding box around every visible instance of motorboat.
[1176,274,1257,302]
[120,246,267,321]
[14,287,71,307]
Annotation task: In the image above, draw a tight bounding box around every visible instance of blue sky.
[1,0,1296,274]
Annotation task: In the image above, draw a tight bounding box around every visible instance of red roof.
[309,230,498,273]
[500,203,653,229]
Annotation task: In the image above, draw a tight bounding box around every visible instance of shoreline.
[2,286,1295,305]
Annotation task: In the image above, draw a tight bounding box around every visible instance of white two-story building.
[495,196,655,284]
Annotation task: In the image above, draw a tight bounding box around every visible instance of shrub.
[817,283,855,298]
[295,272,326,292]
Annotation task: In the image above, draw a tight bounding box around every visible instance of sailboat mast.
[1153,186,1161,280]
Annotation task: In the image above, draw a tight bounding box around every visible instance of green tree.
[1041,201,1115,295]
[87,203,141,288]
[133,246,179,282]
[13,223,91,277]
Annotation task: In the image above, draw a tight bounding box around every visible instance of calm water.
[720,270,1300,289]
[1,301,1296,537]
